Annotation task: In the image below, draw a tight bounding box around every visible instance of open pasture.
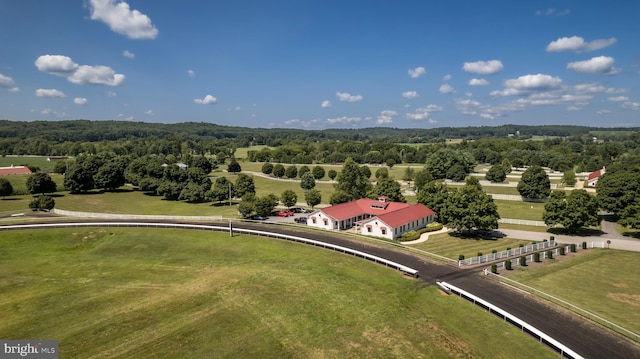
[0,228,557,358]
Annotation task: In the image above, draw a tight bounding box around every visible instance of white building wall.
[360,219,394,240]
[307,211,337,230]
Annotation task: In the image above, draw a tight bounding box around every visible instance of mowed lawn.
[509,249,640,336]
[0,228,557,359]
[408,232,536,260]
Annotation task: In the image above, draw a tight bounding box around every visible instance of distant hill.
[0,119,638,143]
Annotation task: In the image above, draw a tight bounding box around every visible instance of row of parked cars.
[248,208,308,224]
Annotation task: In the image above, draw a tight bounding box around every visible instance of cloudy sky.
[1,0,639,129]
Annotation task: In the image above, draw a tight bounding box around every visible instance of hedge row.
[399,222,444,241]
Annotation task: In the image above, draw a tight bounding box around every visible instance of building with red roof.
[0,165,32,176]
[307,197,436,240]
[587,167,605,187]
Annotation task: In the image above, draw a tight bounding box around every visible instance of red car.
[277,210,294,217]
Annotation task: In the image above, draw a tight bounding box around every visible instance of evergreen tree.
[0,178,13,198]
[300,172,316,191]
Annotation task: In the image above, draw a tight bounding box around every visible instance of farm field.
[508,249,640,336]
[406,232,536,260]
[0,228,557,358]
[0,155,57,171]
[494,200,545,221]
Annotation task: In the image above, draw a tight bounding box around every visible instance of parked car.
[291,208,307,213]
[249,215,267,220]
[294,216,308,224]
[277,210,294,217]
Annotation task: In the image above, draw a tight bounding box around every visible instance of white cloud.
[596,109,611,116]
[122,50,135,59]
[621,102,640,110]
[607,96,629,102]
[9,87,20,92]
[443,74,452,81]
[336,92,363,102]
[118,113,134,121]
[480,113,496,120]
[501,74,562,93]
[567,56,620,75]
[41,108,67,117]
[326,116,361,125]
[145,109,153,115]
[536,8,571,16]
[73,97,88,105]
[107,91,117,97]
[36,88,66,98]
[35,55,79,75]
[88,0,158,39]
[0,73,14,87]
[439,84,455,94]
[462,60,503,75]
[194,94,217,104]
[455,98,482,115]
[546,36,616,53]
[321,100,331,108]
[69,65,126,86]
[376,110,397,124]
[402,91,419,99]
[405,105,440,121]
[469,78,489,86]
[187,69,195,77]
[408,66,426,78]
[36,55,125,86]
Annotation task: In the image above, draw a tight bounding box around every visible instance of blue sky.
[1,1,639,129]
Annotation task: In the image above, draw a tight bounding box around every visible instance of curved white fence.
[0,222,418,278]
[438,281,584,359]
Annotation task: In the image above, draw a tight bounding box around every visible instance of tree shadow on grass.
[449,230,502,241]
[622,231,640,239]
[211,202,237,207]
[1,198,22,201]
[547,227,604,237]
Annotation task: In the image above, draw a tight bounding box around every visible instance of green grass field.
[509,249,640,335]
[0,228,557,358]
[407,232,536,259]
[0,155,57,171]
[494,200,545,221]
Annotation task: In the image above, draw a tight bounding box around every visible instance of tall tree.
[234,173,256,198]
[285,165,298,179]
[261,162,273,175]
[413,168,433,192]
[26,173,57,195]
[327,169,337,181]
[281,190,297,208]
[370,177,405,202]
[300,172,316,191]
[208,177,235,204]
[517,165,551,199]
[272,164,285,178]
[375,167,389,180]
[562,170,577,187]
[227,160,242,174]
[544,190,600,233]
[305,189,322,209]
[334,158,371,201]
[0,178,13,198]
[255,195,278,217]
[416,180,451,223]
[312,166,325,180]
[94,161,126,191]
[486,164,507,183]
[64,163,95,194]
[442,183,500,233]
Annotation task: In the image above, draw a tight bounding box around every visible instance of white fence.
[498,218,547,226]
[52,209,222,222]
[437,281,584,359]
[458,240,556,266]
[487,242,606,270]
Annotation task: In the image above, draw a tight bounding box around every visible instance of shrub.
[504,260,512,270]
[534,252,540,262]
[425,222,444,232]
[582,241,587,250]
[519,256,527,266]
[559,247,566,255]
[550,235,555,241]
[28,195,55,211]
[401,230,419,241]
[477,252,483,257]
[491,263,497,274]
[458,254,465,261]
[547,250,553,260]
[570,244,577,253]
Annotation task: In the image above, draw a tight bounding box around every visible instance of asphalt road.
[3,219,639,358]
[233,222,640,359]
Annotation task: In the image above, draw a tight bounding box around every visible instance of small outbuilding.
[0,165,32,175]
